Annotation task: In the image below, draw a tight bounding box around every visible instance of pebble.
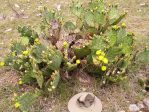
[129,104,140,112]
[14,4,20,8]
[143,98,149,109]
[137,102,145,109]
[118,110,125,112]
[21,10,25,12]
[82,87,87,91]
[0,14,6,20]
[55,4,61,11]
[36,13,42,17]
[5,28,12,32]
[140,3,148,7]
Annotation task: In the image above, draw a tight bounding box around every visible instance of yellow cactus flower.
[63,41,68,48]
[35,38,40,44]
[76,59,81,64]
[103,58,108,64]
[101,52,105,56]
[112,25,119,30]
[35,38,39,42]
[96,50,102,55]
[122,22,126,28]
[98,56,104,61]
[0,61,5,67]
[22,50,29,56]
[15,102,21,108]
[18,80,23,85]
[101,66,107,71]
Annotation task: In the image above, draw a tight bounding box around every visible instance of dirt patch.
[127,16,149,36]
[0,68,19,86]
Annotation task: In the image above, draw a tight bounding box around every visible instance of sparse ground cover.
[0,0,149,112]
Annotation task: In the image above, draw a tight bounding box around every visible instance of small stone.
[137,102,145,109]
[129,104,140,112]
[36,13,42,17]
[5,28,12,32]
[0,14,6,20]
[37,5,43,10]
[142,90,147,93]
[14,4,20,8]
[82,87,87,91]
[55,4,61,11]
[140,3,148,7]
[21,10,25,12]
[143,98,149,109]
[118,110,125,112]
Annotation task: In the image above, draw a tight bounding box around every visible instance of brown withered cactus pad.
[68,92,102,112]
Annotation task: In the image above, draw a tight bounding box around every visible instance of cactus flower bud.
[112,25,119,30]
[0,61,5,67]
[103,58,108,64]
[12,51,16,56]
[101,52,105,56]
[18,80,23,85]
[90,9,93,12]
[101,66,107,71]
[35,38,40,44]
[122,22,126,28]
[22,50,29,56]
[76,59,81,64]
[98,56,104,61]
[96,50,102,55]
[15,102,21,108]
[63,41,68,48]
[95,7,98,10]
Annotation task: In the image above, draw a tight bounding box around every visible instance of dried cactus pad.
[68,92,102,112]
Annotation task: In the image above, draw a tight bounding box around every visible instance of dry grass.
[0,0,149,111]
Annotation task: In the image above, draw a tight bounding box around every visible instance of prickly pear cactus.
[1,0,145,111]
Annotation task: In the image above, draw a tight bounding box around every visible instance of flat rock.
[129,104,140,112]
[143,98,149,110]
[137,102,145,109]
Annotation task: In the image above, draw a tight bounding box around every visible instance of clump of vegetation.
[0,0,148,111]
